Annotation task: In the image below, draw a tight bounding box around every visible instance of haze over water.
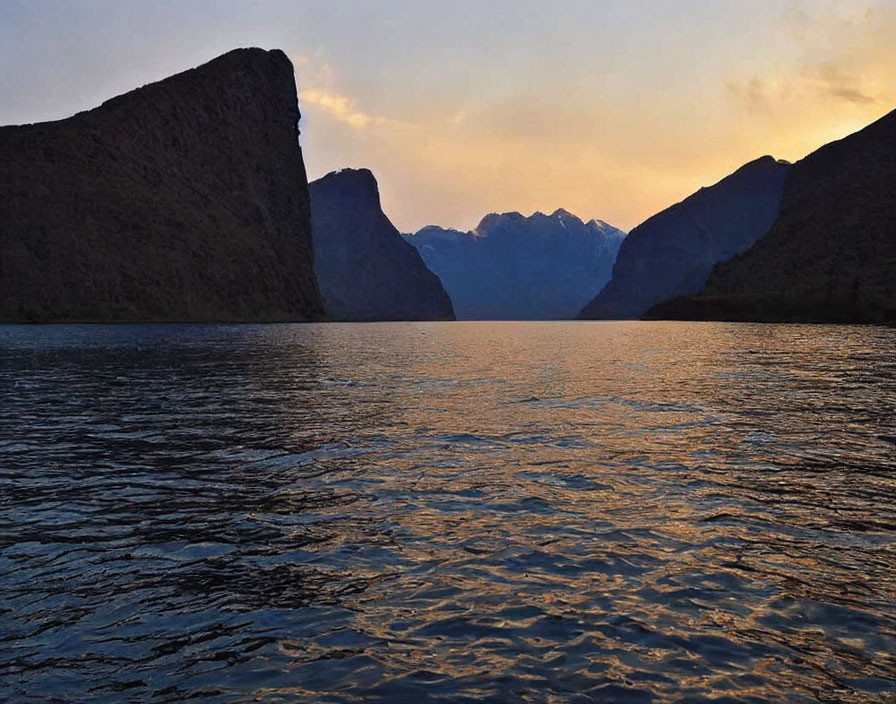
[2,322,895,702]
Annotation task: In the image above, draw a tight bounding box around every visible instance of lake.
[2,322,895,703]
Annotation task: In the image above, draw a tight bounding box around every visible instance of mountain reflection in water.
[1,322,895,703]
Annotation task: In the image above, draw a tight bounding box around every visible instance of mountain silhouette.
[406,210,624,320]
[0,48,322,322]
[646,108,896,323]
[310,168,455,321]
[578,156,790,320]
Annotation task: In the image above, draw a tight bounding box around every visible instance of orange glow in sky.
[1,1,894,232]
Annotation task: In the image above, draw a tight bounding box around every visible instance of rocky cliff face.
[578,156,791,320]
[645,109,896,323]
[405,210,624,320]
[0,48,323,322]
[310,169,454,321]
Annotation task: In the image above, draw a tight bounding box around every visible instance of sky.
[1,1,894,233]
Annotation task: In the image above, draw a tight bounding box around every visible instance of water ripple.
[1,321,895,703]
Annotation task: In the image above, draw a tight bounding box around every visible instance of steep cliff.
[578,156,791,320]
[405,210,624,320]
[310,169,454,321]
[645,109,896,323]
[0,48,323,322]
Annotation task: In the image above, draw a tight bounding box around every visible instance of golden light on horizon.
[293,1,896,234]
[1,1,893,235]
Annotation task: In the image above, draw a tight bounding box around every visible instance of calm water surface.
[1,322,895,703]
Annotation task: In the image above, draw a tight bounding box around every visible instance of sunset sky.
[2,0,894,232]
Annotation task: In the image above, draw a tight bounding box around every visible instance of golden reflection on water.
[1,321,895,703]
[258,321,896,702]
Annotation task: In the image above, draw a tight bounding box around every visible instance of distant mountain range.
[578,156,791,320]
[0,48,322,322]
[310,169,454,321]
[646,108,896,323]
[405,210,625,320]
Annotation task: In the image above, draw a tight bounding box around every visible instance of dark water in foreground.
[1,322,895,703]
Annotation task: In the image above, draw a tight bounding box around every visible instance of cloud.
[811,64,881,105]
[826,86,879,104]
[292,53,408,131]
[726,1,893,113]
[725,77,780,113]
[726,67,881,111]
[301,88,400,129]
[826,86,878,104]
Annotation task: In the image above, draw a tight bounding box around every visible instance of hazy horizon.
[2,0,894,233]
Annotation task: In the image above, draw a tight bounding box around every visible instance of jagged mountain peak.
[474,208,599,236]
[406,209,625,320]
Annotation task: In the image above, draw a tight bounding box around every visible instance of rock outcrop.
[0,48,323,322]
[645,109,896,323]
[578,156,791,320]
[309,168,454,321]
[405,210,624,320]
